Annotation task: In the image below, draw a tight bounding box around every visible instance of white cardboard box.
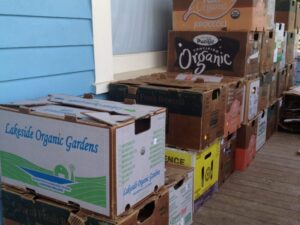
[256,110,268,151]
[165,164,194,225]
[0,94,166,218]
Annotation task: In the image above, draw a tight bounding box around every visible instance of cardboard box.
[243,77,260,124]
[172,0,267,32]
[260,30,275,73]
[267,99,280,140]
[294,31,299,59]
[109,75,226,151]
[167,31,262,77]
[258,72,273,112]
[160,74,245,137]
[286,32,296,64]
[269,66,279,103]
[275,0,296,32]
[165,164,194,225]
[286,63,296,90]
[266,0,276,30]
[277,67,287,97]
[273,23,286,63]
[0,94,166,218]
[279,31,288,70]
[236,118,258,171]
[295,2,300,29]
[219,133,237,187]
[2,185,169,225]
[165,140,220,200]
[256,110,268,151]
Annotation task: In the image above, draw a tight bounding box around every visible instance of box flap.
[3,97,52,107]
[49,94,163,119]
[31,105,93,120]
[176,74,224,83]
[82,112,133,125]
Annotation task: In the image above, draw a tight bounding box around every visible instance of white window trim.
[91,1,166,94]
[91,0,114,94]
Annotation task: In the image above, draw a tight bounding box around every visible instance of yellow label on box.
[165,140,220,200]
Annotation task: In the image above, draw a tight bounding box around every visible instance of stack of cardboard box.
[0,95,194,225]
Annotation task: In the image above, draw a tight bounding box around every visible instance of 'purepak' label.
[174,34,240,74]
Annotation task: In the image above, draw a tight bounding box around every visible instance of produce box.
[295,2,300,29]
[236,118,258,171]
[165,140,220,200]
[172,0,267,31]
[2,185,169,225]
[269,66,279,103]
[258,72,273,112]
[219,133,237,187]
[266,0,276,30]
[0,95,166,218]
[156,73,245,137]
[165,164,194,225]
[243,76,260,124]
[109,75,225,151]
[273,23,286,64]
[260,30,275,73]
[286,32,296,64]
[256,110,268,151]
[277,67,288,97]
[286,63,296,90]
[167,31,262,77]
[267,99,280,140]
[275,0,296,32]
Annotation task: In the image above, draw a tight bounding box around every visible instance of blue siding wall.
[111,0,172,55]
[0,0,95,103]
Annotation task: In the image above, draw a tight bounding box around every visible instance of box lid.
[1,94,165,126]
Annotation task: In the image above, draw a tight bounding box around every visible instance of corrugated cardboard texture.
[167,31,261,77]
[109,74,225,151]
[2,186,169,225]
[275,0,296,32]
[173,0,267,31]
[219,133,237,186]
[260,31,275,74]
[259,72,273,112]
[237,118,258,149]
[165,164,194,225]
[267,100,279,139]
[286,32,296,65]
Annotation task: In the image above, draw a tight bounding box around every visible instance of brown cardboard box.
[219,132,237,187]
[163,73,245,136]
[167,31,262,77]
[267,99,280,140]
[256,109,268,151]
[286,32,296,64]
[286,63,296,90]
[165,164,194,225]
[277,67,287,97]
[173,0,267,31]
[238,117,258,150]
[266,0,276,30]
[260,30,275,74]
[295,2,300,29]
[109,74,226,151]
[2,185,169,225]
[243,76,260,124]
[258,72,273,112]
[275,0,297,32]
[269,66,278,104]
